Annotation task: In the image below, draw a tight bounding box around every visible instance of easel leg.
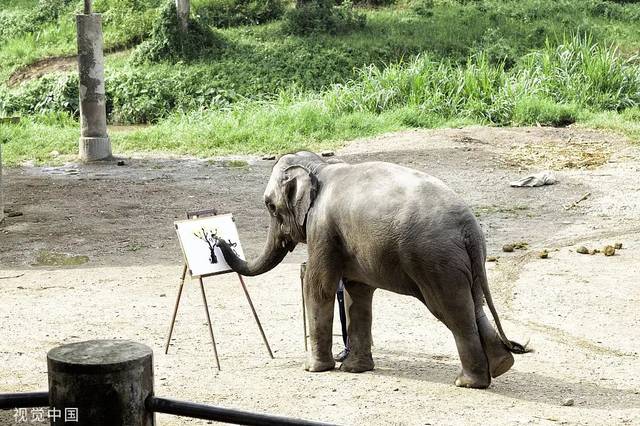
[237,274,274,359]
[199,277,221,370]
[300,262,308,352]
[165,264,187,354]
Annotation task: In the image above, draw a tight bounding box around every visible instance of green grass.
[3,1,640,122]
[1,0,640,165]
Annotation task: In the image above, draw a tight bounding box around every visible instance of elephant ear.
[282,165,317,229]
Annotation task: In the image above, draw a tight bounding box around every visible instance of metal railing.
[0,391,333,425]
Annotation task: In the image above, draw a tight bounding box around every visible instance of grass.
[1,0,640,165]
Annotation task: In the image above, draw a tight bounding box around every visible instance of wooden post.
[47,340,154,425]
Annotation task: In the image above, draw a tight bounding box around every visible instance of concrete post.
[47,340,154,425]
[0,144,3,223]
[176,0,190,32]
[76,12,111,161]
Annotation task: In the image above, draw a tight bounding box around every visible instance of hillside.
[1,0,640,164]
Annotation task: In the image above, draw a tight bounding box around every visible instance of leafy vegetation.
[282,0,366,35]
[131,1,226,62]
[1,0,640,164]
[194,0,285,27]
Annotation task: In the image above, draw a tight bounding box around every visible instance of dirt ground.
[1,126,639,425]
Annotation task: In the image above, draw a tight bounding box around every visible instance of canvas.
[175,213,246,277]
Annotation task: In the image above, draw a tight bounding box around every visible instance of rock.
[6,210,23,218]
[589,249,600,255]
[487,256,498,262]
[321,150,335,157]
[261,154,276,160]
[50,150,60,157]
[502,244,514,253]
[513,241,529,250]
[603,245,615,256]
[561,398,575,407]
[117,160,126,166]
[614,242,623,250]
[576,246,589,254]
[539,250,549,259]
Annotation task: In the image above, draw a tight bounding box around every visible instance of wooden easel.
[164,209,274,370]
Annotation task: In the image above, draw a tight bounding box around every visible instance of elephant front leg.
[303,264,339,372]
[340,280,375,373]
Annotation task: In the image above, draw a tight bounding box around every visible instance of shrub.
[352,0,395,5]
[0,74,79,117]
[0,0,76,39]
[283,0,366,35]
[131,2,225,63]
[512,96,579,126]
[93,0,163,47]
[195,0,285,27]
[520,34,640,110]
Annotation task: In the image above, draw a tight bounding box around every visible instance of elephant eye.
[265,201,276,215]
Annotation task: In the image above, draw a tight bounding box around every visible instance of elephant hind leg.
[340,280,375,373]
[476,311,514,378]
[472,285,514,378]
[416,275,490,389]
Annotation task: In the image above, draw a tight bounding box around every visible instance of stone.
[502,244,514,253]
[576,246,589,254]
[614,242,623,250]
[539,249,549,259]
[261,154,276,160]
[603,245,615,256]
[561,398,575,407]
[487,256,498,262]
[321,150,335,157]
[117,160,126,166]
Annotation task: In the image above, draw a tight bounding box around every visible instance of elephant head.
[216,152,323,276]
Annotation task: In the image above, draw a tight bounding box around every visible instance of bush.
[93,0,163,47]
[512,96,579,126]
[0,0,76,39]
[283,0,366,35]
[520,34,640,110]
[0,73,79,117]
[132,2,225,63]
[352,0,395,5]
[195,0,285,27]
[106,67,235,123]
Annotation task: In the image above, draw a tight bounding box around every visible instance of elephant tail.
[467,231,532,355]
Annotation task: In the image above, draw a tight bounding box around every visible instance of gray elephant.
[217,151,529,388]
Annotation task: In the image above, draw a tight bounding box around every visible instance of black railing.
[147,396,334,426]
[0,392,336,426]
[0,392,48,409]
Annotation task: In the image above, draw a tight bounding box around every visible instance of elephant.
[216,151,529,388]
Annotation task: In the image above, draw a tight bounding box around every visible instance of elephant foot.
[454,371,490,389]
[339,354,374,373]
[489,351,514,378]
[304,357,335,372]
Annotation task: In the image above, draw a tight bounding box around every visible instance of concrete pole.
[47,340,154,425]
[0,144,3,224]
[76,7,111,161]
[175,0,190,32]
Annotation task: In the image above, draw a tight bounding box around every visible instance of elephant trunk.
[217,220,293,277]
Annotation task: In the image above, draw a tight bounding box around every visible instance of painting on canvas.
[175,213,245,277]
